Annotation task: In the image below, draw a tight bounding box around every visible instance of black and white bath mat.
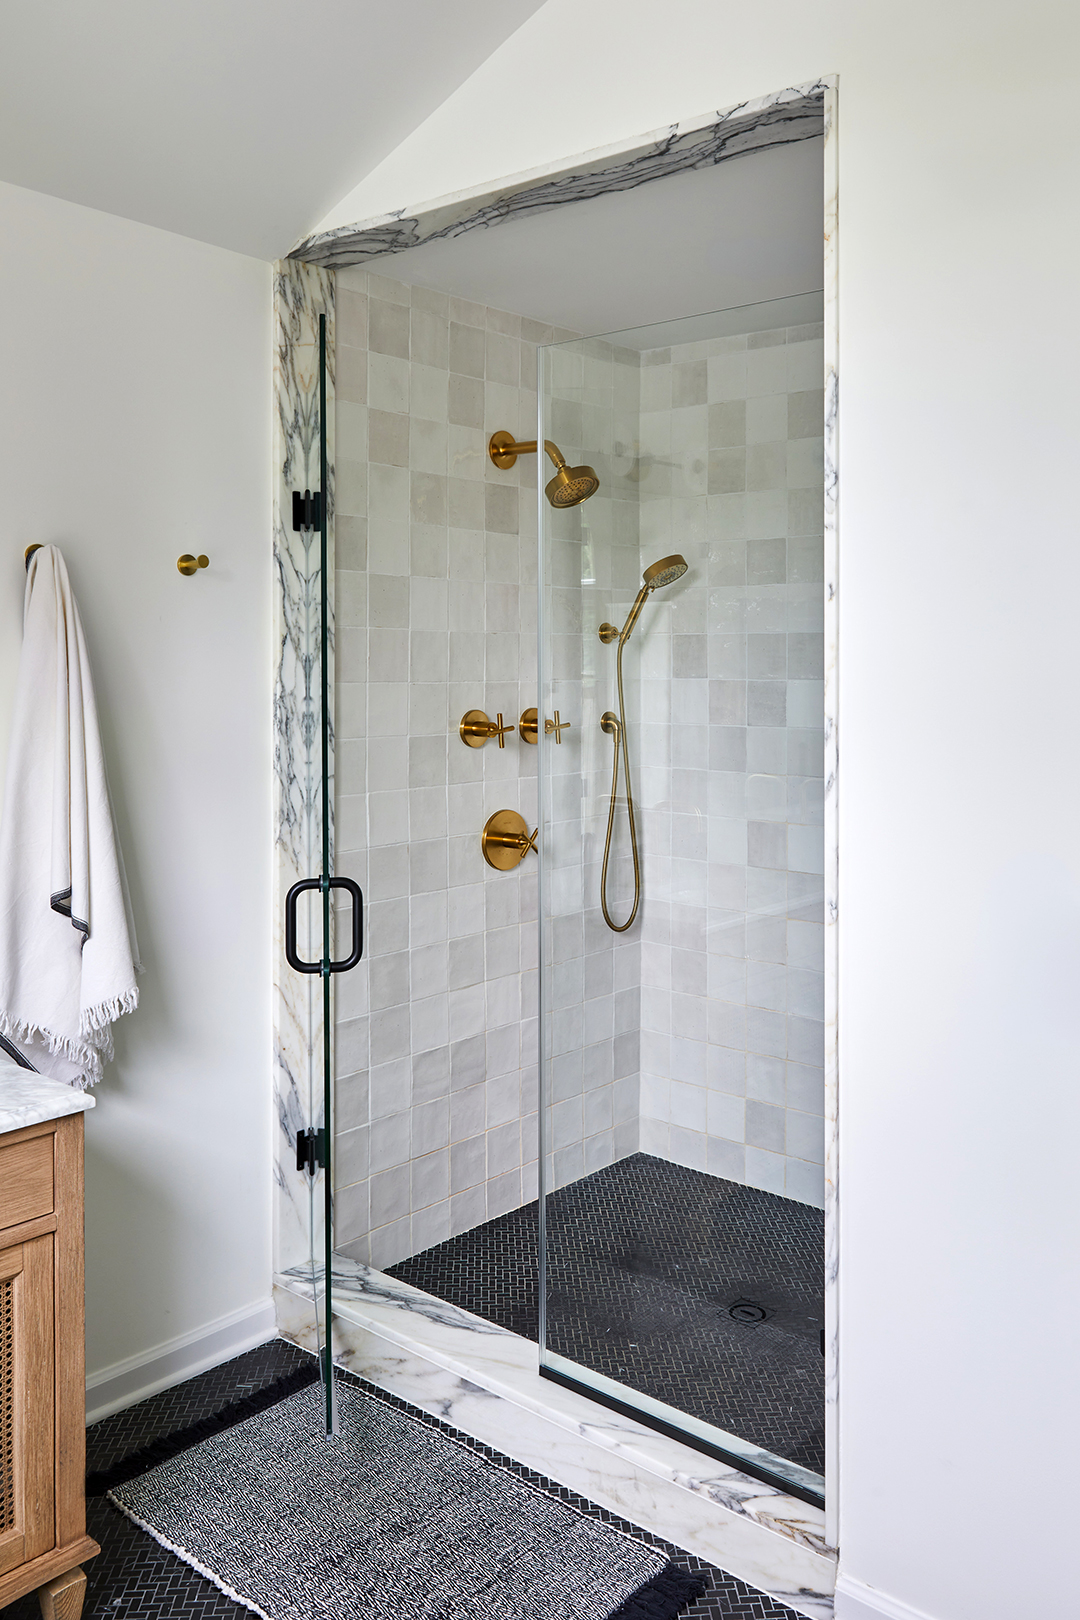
[105,1377,706,1620]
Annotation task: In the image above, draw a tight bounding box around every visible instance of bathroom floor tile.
[3,1336,803,1619]
[390,1151,825,1475]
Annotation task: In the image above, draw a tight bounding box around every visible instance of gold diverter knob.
[460,709,512,748]
[481,810,538,871]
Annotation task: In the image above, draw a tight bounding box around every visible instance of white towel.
[0,546,140,1087]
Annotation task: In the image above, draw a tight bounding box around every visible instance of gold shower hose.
[597,555,689,933]
[599,633,641,933]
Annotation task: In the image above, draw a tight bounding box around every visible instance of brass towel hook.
[177,553,210,576]
[24,544,42,572]
[481,810,538,871]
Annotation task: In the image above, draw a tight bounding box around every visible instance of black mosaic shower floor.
[390,1152,825,1477]
[3,1336,804,1619]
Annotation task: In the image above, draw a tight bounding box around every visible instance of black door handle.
[285,877,363,974]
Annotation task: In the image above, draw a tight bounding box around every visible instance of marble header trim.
[290,80,828,268]
[0,1067,95,1134]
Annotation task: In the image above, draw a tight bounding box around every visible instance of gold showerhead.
[642,554,689,590]
[489,430,600,508]
[602,554,690,647]
[546,463,600,508]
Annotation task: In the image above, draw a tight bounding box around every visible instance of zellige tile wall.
[332,267,581,1268]
[634,322,826,1207]
[541,336,643,1192]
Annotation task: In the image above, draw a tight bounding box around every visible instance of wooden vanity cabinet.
[0,1113,98,1618]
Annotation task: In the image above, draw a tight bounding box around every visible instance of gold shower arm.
[488,432,567,471]
[489,430,599,508]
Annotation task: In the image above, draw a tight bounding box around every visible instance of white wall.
[0,180,274,1399]
[325,6,1080,1618]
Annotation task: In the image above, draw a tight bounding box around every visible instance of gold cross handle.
[544,710,571,744]
[482,810,539,870]
[460,709,514,748]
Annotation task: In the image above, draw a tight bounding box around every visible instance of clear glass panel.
[538,294,826,1504]
[293,311,336,1435]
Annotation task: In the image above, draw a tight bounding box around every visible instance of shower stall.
[274,264,827,1509]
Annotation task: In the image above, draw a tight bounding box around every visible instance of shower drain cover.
[727,1298,772,1325]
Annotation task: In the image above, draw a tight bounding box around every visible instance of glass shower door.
[283,309,362,1436]
[537,300,827,1506]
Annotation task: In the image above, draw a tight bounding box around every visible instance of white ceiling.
[0,0,544,260]
[359,137,824,336]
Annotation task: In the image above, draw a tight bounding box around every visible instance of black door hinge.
[296,1126,328,1174]
[292,489,323,532]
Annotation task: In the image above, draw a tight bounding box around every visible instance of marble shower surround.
[290,83,828,269]
[270,72,840,1544]
[272,257,335,1277]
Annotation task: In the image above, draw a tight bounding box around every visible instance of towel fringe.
[0,1007,104,1089]
[81,985,140,1037]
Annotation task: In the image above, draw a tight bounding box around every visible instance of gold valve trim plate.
[459,709,511,748]
[481,809,538,871]
[178,553,210,576]
[519,707,571,744]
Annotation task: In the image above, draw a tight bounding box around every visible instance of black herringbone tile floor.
[3,1337,807,1619]
[391,1152,826,1475]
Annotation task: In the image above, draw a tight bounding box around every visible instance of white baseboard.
[85,1298,277,1424]
[835,1574,939,1620]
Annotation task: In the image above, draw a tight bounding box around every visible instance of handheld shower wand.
[598,555,688,932]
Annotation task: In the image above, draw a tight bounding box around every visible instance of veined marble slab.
[275,1262,835,1620]
[272,259,336,1277]
[290,82,827,269]
[0,1064,95,1134]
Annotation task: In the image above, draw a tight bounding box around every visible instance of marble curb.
[274,1264,835,1620]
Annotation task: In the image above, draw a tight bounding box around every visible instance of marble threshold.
[274,1259,836,1620]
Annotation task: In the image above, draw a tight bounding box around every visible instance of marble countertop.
[0,1062,95,1134]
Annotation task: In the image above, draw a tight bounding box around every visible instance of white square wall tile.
[744,1146,786,1195]
[785,1157,825,1208]
[787,824,824,876]
[668,1126,708,1172]
[669,1080,707,1132]
[785,1109,825,1164]
[639,1073,670,1120]
[707,1092,745,1141]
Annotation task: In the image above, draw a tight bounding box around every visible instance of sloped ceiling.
[0,0,544,260]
